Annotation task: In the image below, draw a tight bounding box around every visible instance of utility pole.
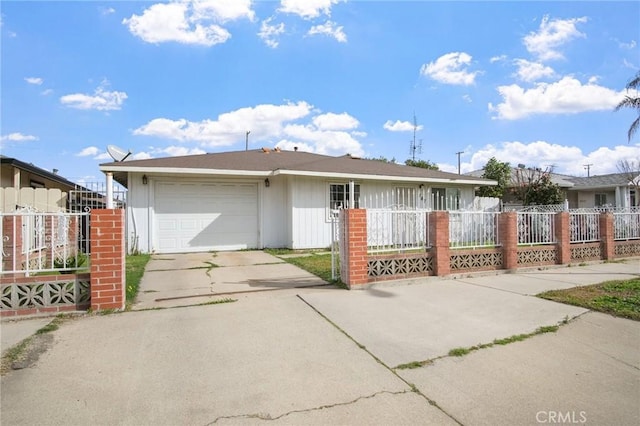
[456,151,464,174]
[245,130,251,151]
[584,163,593,177]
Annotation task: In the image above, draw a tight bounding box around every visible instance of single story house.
[100,149,495,253]
[468,165,639,209]
[565,173,639,209]
[1,155,78,212]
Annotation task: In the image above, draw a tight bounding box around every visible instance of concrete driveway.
[1,260,638,425]
[133,251,329,309]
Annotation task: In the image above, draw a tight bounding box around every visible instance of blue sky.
[1,0,639,184]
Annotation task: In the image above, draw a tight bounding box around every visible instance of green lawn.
[538,278,640,321]
[268,251,346,289]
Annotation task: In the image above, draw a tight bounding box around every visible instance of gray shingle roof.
[101,149,495,184]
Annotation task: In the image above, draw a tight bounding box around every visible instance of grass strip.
[538,278,640,321]
[126,253,151,308]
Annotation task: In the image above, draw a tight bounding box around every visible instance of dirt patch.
[1,333,55,374]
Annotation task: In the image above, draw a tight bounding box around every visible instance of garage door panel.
[154,182,258,253]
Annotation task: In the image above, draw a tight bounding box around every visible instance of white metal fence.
[367,209,429,254]
[518,212,556,245]
[449,211,500,249]
[1,211,90,275]
[570,212,600,243]
[614,212,640,240]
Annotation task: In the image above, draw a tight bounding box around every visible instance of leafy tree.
[511,168,563,206]
[405,159,439,170]
[369,155,397,163]
[615,71,640,142]
[477,157,511,198]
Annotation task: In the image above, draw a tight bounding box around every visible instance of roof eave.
[273,169,497,185]
[99,165,271,177]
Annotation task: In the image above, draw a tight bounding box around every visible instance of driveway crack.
[205,390,410,424]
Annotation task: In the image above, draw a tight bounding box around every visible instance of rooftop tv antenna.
[107,145,132,162]
[409,113,422,161]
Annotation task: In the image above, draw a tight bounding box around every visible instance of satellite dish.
[107,145,132,162]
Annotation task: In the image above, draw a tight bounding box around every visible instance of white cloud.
[279,0,343,19]
[462,94,472,103]
[523,15,587,61]
[133,101,365,157]
[101,7,116,15]
[60,83,127,111]
[0,132,38,142]
[490,55,507,63]
[76,146,101,157]
[274,140,315,153]
[617,39,636,50]
[442,141,640,176]
[420,52,479,86]
[383,120,422,132]
[123,0,254,46]
[488,76,625,120]
[312,112,358,130]
[155,146,207,157]
[25,77,43,85]
[41,89,53,96]
[307,20,346,43]
[133,101,314,145]
[513,59,555,82]
[282,123,364,157]
[258,18,285,48]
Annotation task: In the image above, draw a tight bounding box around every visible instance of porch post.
[105,172,114,209]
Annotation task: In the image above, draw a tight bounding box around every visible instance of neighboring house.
[100,149,496,253]
[1,155,78,212]
[565,173,639,209]
[469,166,639,209]
[0,156,115,212]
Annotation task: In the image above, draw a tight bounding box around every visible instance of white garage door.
[154,181,258,253]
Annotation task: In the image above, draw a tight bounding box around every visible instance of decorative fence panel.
[613,212,640,240]
[1,211,90,275]
[1,274,90,312]
[517,212,556,245]
[449,211,499,249]
[570,212,600,243]
[367,209,428,254]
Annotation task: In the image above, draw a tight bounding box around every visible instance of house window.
[329,183,360,211]
[432,188,460,210]
[631,190,637,207]
[595,193,607,207]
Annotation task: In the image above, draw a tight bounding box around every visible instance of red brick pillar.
[499,212,518,271]
[429,211,450,276]
[555,212,571,264]
[90,209,125,311]
[599,212,615,260]
[340,209,368,288]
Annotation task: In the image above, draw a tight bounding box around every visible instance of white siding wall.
[290,177,332,249]
[289,178,479,249]
[261,175,289,248]
[127,173,151,253]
